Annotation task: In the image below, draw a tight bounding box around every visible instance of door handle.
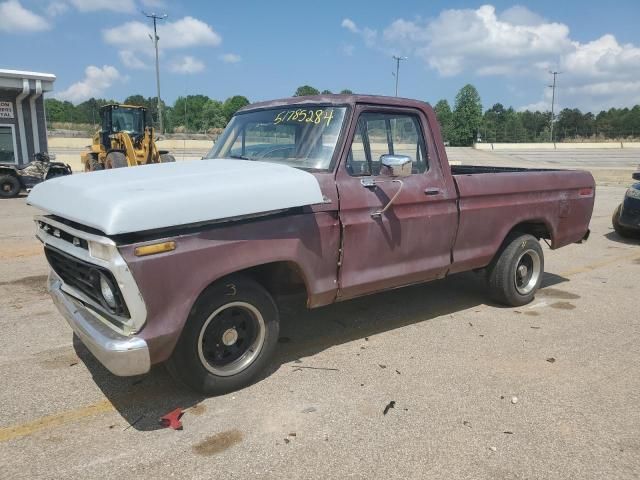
[424,188,440,196]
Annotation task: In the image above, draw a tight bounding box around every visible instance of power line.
[143,11,168,134]
[392,55,407,97]
[548,70,562,142]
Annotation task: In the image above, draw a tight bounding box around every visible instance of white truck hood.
[27,159,324,235]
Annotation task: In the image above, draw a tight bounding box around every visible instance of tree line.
[45,84,640,143]
[435,84,640,146]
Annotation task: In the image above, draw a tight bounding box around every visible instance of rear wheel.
[160,153,176,163]
[0,174,21,198]
[84,154,103,172]
[105,152,128,169]
[166,275,280,395]
[612,204,636,238]
[486,233,544,307]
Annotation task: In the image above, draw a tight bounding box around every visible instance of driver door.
[335,106,458,299]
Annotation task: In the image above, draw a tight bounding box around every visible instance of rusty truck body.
[28,95,595,394]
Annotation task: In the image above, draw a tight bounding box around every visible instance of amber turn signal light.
[134,241,176,257]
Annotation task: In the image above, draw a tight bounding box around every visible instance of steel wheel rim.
[2,182,11,192]
[514,248,541,295]
[197,301,266,377]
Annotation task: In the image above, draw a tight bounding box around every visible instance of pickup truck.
[28,95,595,395]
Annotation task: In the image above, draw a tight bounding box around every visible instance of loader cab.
[100,105,149,149]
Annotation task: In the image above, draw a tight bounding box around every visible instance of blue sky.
[1,0,639,112]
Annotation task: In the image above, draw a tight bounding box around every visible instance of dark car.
[612,170,640,238]
[0,152,72,198]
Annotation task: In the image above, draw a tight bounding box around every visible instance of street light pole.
[143,11,167,134]
[392,55,407,97]
[548,70,561,143]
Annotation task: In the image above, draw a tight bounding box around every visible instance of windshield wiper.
[229,154,253,160]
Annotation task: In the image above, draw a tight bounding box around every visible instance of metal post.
[548,71,561,143]
[392,55,407,97]
[144,11,167,134]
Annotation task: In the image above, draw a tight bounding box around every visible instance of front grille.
[38,220,89,250]
[45,246,129,318]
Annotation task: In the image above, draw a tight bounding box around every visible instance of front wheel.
[486,233,544,307]
[105,152,128,169]
[166,275,279,395]
[0,174,21,198]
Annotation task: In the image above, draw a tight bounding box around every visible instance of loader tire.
[84,154,103,172]
[160,153,176,163]
[105,152,128,169]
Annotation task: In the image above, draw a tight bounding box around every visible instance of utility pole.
[548,71,561,142]
[143,11,167,134]
[392,55,407,97]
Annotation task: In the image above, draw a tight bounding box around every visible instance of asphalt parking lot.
[1,150,639,479]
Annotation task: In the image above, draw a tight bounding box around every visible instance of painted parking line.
[0,400,114,443]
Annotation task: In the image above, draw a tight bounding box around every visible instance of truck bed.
[448,166,595,275]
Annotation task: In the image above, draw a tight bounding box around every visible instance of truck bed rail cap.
[27,159,324,235]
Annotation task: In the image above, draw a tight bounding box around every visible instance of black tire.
[486,233,544,307]
[159,153,176,163]
[612,204,636,238]
[84,154,104,172]
[166,275,280,395]
[105,152,128,169]
[0,174,21,198]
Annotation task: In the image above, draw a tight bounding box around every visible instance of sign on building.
[0,101,14,119]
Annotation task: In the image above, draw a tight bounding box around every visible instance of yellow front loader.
[82,104,175,171]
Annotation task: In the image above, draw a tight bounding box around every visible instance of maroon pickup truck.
[28,95,595,395]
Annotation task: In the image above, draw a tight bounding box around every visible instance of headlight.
[99,274,117,309]
[626,188,640,200]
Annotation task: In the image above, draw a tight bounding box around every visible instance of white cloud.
[119,50,149,70]
[341,18,358,33]
[56,65,123,103]
[341,17,377,47]
[345,5,640,111]
[140,0,166,7]
[221,53,241,64]
[0,0,49,32]
[169,56,205,74]
[103,16,221,54]
[69,0,135,12]
[46,1,68,16]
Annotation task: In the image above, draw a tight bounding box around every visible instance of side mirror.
[380,154,412,177]
[632,171,640,181]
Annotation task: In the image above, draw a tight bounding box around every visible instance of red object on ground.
[160,408,184,430]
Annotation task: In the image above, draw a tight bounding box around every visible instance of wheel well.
[507,221,552,242]
[217,261,309,300]
[0,168,17,177]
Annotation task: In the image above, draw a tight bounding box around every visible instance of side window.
[346,112,428,176]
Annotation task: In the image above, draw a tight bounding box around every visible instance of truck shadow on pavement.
[74,270,568,432]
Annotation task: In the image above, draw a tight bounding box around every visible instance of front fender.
[118,211,340,364]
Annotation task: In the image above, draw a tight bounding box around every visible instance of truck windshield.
[205,106,347,171]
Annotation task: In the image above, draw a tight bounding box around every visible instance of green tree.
[222,95,250,122]
[340,89,354,94]
[294,85,320,97]
[201,100,227,130]
[169,95,211,132]
[433,99,453,143]
[321,89,332,94]
[451,84,483,146]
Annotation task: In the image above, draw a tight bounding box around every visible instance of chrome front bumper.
[48,273,151,376]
